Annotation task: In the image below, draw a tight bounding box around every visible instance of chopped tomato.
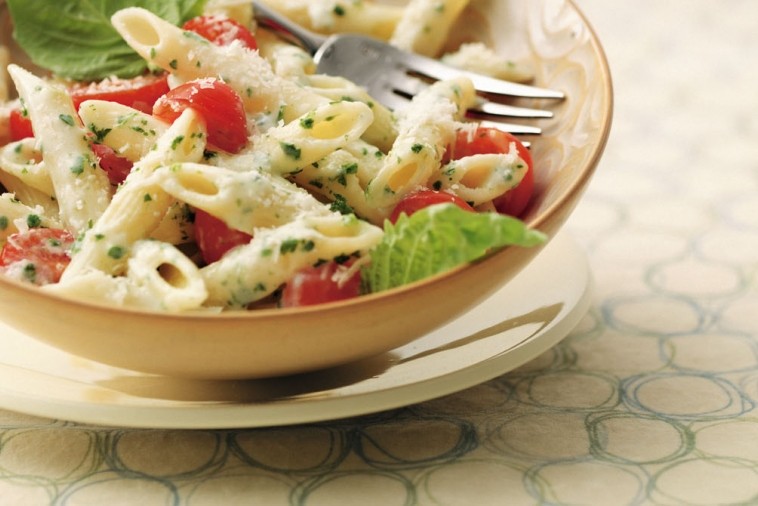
[9,108,34,141]
[194,209,252,264]
[152,79,248,153]
[183,15,258,50]
[91,143,133,185]
[0,228,75,285]
[389,189,475,223]
[69,73,170,114]
[280,260,362,307]
[445,127,534,217]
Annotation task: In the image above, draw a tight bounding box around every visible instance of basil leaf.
[7,0,207,81]
[364,204,547,293]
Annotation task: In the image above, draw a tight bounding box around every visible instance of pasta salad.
[0,0,545,311]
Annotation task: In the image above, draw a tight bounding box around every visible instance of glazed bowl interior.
[0,0,612,379]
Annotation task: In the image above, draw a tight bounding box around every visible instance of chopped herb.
[169,59,178,70]
[302,240,315,252]
[280,142,301,160]
[334,162,358,186]
[171,135,185,150]
[22,263,36,283]
[333,5,346,16]
[59,114,75,126]
[344,163,358,175]
[70,155,85,175]
[432,180,442,190]
[144,194,153,202]
[26,214,42,228]
[261,248,273,257]
[411,143,424,154]
[330,194,354,215]
[309,179,324,189]
[300,116,315,129]
[107,245,126,259]
[0,216,8,230]
[95,234,105,240]
[88,123,112,142]
[334,254,351,264]
[280,238,299,254]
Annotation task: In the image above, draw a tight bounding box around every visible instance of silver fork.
[252,1,564,136]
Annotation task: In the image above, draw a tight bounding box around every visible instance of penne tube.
[8,65,111,234]
[390,0,470,57]
[155,162,328,233]
[111,7,326,123]
[201,213,383,307]
[431,152,529,207]
[78,100,168,162]
[0,138,53,196]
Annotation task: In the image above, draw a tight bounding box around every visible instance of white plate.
[0,232,591,428]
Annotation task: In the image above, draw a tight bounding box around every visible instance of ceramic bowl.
[0,0,612,379]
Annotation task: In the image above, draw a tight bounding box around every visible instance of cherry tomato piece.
[152,79,248,153]
[9,108,34,141]
[183,15,258,50]
[0,228,75,285]
[69,73,170,114]
[389,189,475,224]
[91,143,133,185]
[280,260,362,307]
[194,209,252,264]
[445,127,534,217]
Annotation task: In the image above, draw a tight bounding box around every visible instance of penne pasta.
[256,0,403,40]
[111,7,326,123]
[8,65,111,234]
[390,0,470,57]
[201,213,382,307]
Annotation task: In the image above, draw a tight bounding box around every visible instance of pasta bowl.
[0,0,612,379]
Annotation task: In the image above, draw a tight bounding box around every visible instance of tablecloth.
[1,0,757,504]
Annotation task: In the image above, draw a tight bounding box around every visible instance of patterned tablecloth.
[2,0,757,504]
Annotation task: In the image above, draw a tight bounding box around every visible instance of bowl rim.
[0,0,614,323]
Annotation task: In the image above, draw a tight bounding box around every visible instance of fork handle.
[252,1,327,55]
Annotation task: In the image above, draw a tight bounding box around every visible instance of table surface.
[2,0,758,504]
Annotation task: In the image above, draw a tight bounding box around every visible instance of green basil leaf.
[364,203,547,293]
[7,0,207,80]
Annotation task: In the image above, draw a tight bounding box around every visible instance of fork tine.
[476,119,542,135]
[470,98,554,119]
[398,51,565,100]
[391,75,554,119]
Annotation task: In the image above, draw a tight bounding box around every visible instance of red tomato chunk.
[0,228,75,285]
[194,209,253,265]
[69,73,170,114]
[183,15,258,50]
[153,79,248,153]
[390,189,475,224]
[280,260,362,307]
